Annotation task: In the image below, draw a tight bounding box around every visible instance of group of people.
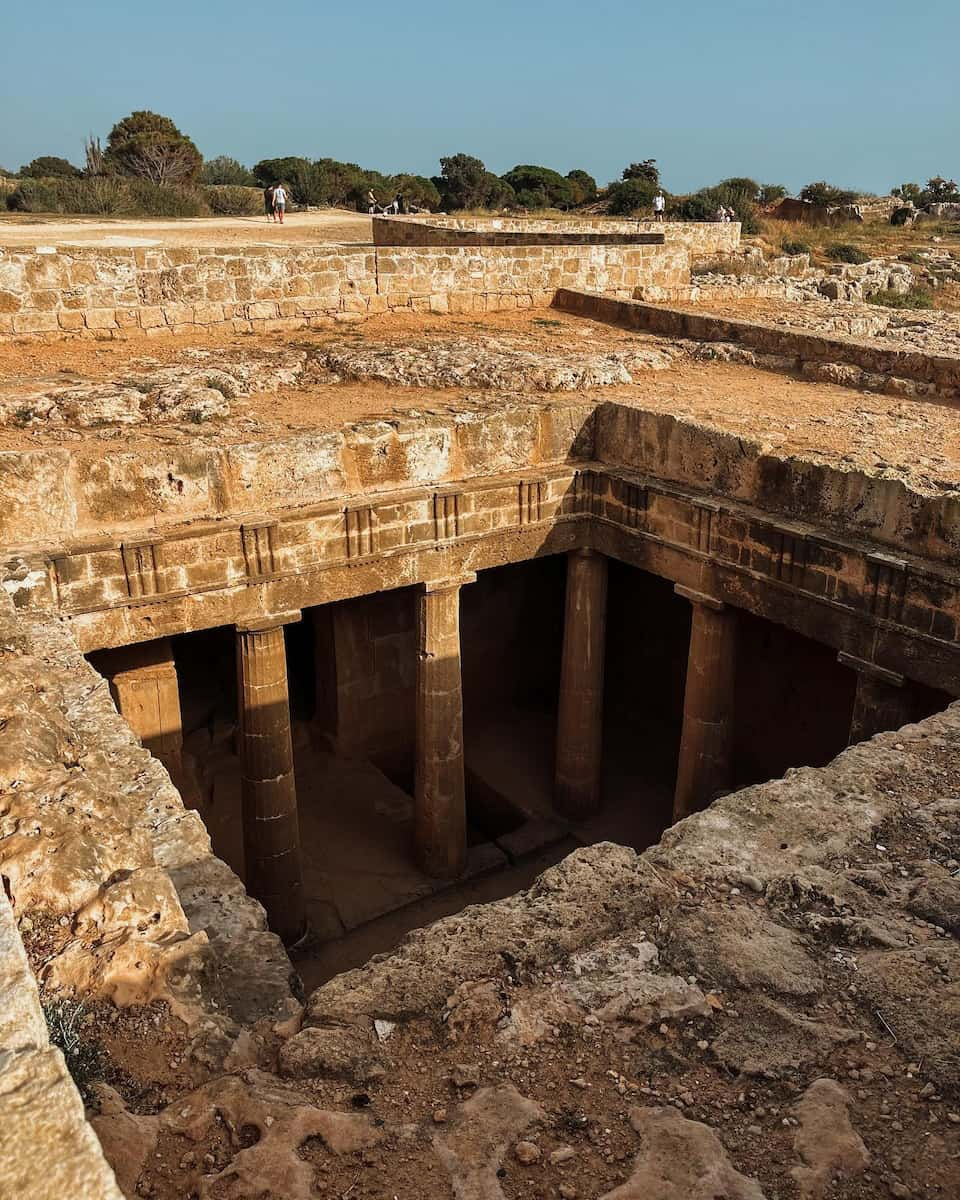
[367,190,426,216]
[262,182,288,223]
[714,205,737,223]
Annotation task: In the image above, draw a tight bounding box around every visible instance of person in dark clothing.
[263,183,275,222]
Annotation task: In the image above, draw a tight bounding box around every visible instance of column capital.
[837,651,905,688]
[422,572,476,595]
[236,610,302,634]
[675,584,725,613]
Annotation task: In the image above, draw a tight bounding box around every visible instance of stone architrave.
[415,574,475,879]
[236,614,305,944]
[673,585,737,822]
[555,548,609,819]
[839,652,913,744]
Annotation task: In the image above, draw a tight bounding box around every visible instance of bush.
[566,169,597,205]
[671,183,760,233]
[204,185,262,215]
[866,286,934,310]
[781,239,811,255]
[898,250,927,265]
[607,177,658,215]
[202,156,256,186]
[800,181,859,206]
[6,175,208,216]
[104,110,202,185]
[826,243,869,264]
[21,156,81,179]
[44,1000,104,1103]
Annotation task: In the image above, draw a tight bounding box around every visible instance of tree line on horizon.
[2,110,957,225]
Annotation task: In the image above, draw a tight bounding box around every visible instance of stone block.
[12,312,59,334]
[57,311,85,332]
[138,307,165,329]
[192,302,224,325]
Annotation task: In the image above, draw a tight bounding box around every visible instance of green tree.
[501,165,574,209]
[799,180,859,206]
[202,156,256,186]
[389,173,441,211]
[622,159,660,186]
[758,183,787,206]
[434,154,490,210]
[566,169,598,205]
[20,156,81,178]
[104,111,202,185]
[924,176,960,204]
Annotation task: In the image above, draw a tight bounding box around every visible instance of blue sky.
[2,0,957,194]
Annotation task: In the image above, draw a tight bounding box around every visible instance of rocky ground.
[72,706,960,1200]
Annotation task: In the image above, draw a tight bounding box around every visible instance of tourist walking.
[653,191,665,222]
[367,189,378,215]
[272,182,287,224]
[263,183,275,222]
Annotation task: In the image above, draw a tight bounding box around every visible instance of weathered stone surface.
[277,1023,380,1081]
[790,1078,869,1199]
[600,1106,766,1199]
[434,1085,544,1200]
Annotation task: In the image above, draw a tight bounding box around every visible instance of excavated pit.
[2,304,960,1199]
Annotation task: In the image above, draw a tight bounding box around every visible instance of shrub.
[21,156,81,179]
[759,183,787,206]
[781,239,811,255]
[607,176,658,215]
[434,153,491,210]
[6,178,60,212]
[205,185,262,216]
[6,175,208,216]
[866,286,934,310]
[826,243,869,264]
[44,1000,104,1103]
[800,181,859,206]
[202,156,256,186]
[671,183,760,233]
[898,250,927,265]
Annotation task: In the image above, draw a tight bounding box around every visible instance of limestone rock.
[90,1084,160,1198]
[277,1023,379,1082]
[433,1084,544,1200]
[790,1078,869,1199]
[600,1106,766,1199]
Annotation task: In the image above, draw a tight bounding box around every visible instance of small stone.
[451,1063,479,1090]
[559,1186,578,1200]
[919,1082,935,1099]
[887,1182,912,1199]
[514,1141,540,1164]
[946,1112,960,1124]
[571,1077,589,1090]
[433,1108,447,1124]
[550,1146,576,1165]
[748,1125,762,1135]
[697,1040,709,1051]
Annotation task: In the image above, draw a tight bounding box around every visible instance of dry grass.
[753,216,960,264]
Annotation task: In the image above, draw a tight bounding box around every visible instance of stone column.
[236,614,305,944]
[415,574,475,879]
[673,585,737,822]
[106,637,184,775]
[555,548,609,819]
[839,652,913,744]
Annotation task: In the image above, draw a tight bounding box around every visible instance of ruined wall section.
[0,240,688,340]
[375,216,741,259]
[555,290,960,400]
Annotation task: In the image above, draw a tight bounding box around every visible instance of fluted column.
[555,548,608,819]
[415,574,475,879]
[236,614,305,944]
[673,585,737,822]
[839,652,913,744]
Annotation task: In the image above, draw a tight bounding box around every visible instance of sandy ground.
[0,207,373,247]
[1,309,958,496]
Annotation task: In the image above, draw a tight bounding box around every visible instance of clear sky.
[2,0,957,194]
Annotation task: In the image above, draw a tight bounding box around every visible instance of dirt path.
[0,208,373,247]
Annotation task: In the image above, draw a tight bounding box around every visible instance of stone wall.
[3,393,958,694]
[554,289,960,399]
[0,240,689,341]
[375,216,741,259]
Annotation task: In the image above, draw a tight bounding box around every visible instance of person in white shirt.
[272,183,287,224]
[653,191,666,222]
